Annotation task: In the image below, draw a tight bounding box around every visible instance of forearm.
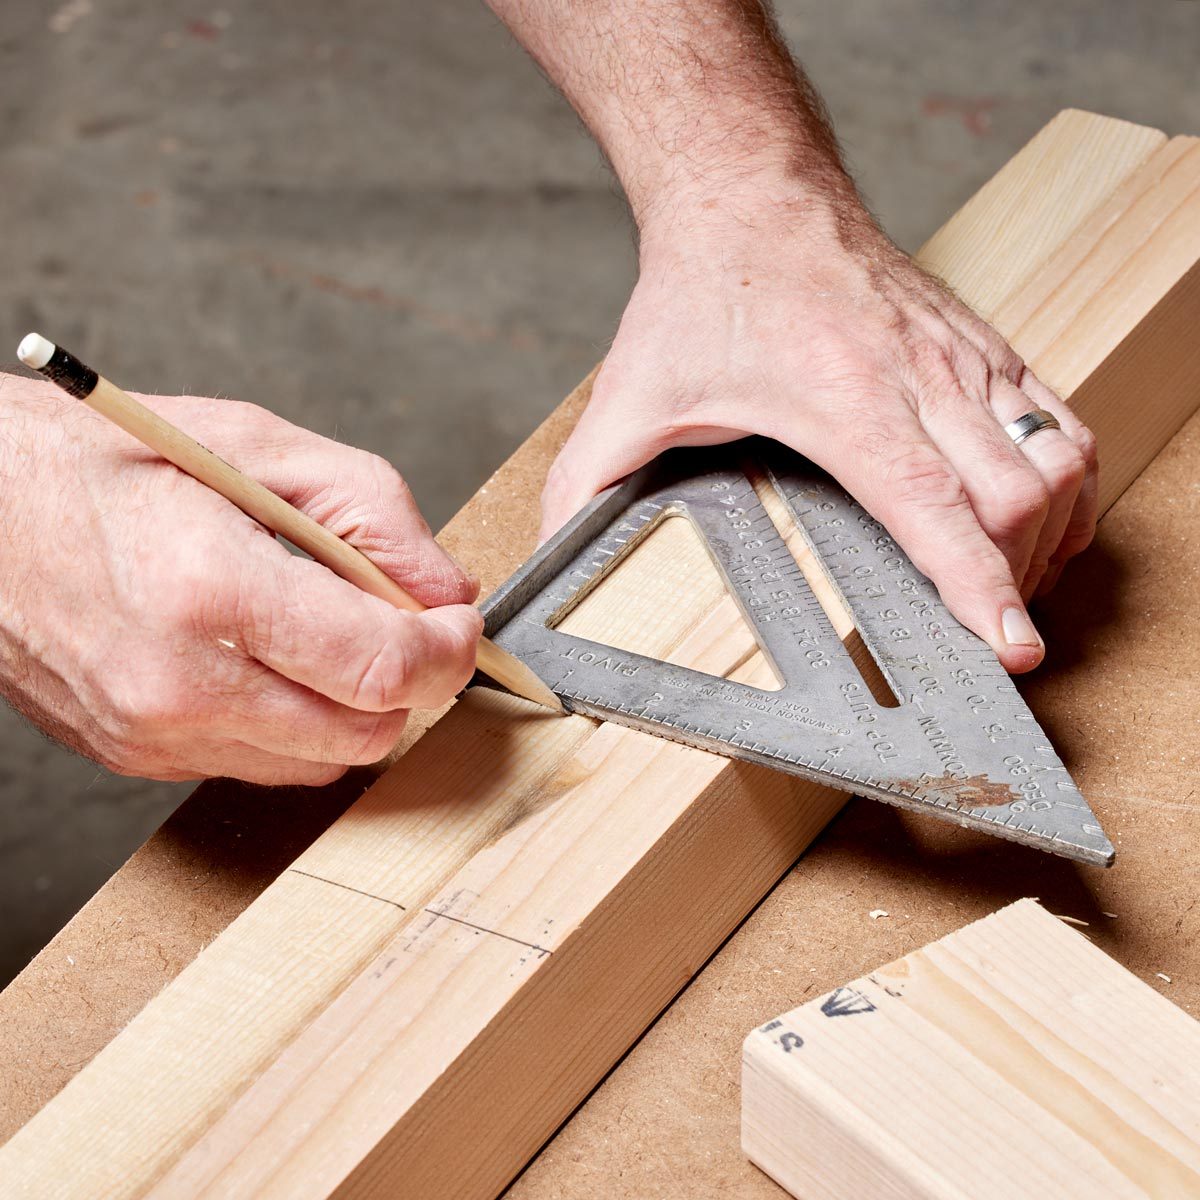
[486,0,864,238]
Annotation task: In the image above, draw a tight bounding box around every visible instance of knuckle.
[982,330,1024,381]
[984,469,1050,536]
[343,456,424,548]
[1059,514,1098,556]
[308,452,419,545]
[343,616,424,710]
[1049,445,1087,495]
[310,762,350,787]
[908,338,959,393]
[156,560,207,631]
[215,398,283,440]
[348,641,407,711]
[225,398,272,425]
[160,549,242,641]
[103,671,191,765]
[363,453,413,505]
[346,712,408,764]
[1073,425,1099,472]
[1024,551,1052,579]
[949,344,992,401]
[277,761,348,789]
[130,674,193,732]
[912,340,990,411]
[883,445,969,512]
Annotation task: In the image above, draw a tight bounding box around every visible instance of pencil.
[16,332,562,715]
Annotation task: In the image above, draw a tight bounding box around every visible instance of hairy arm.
[486,1,851,228]
[487,0,1098,672]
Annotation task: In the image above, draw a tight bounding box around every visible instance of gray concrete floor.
[1,1,1197,986]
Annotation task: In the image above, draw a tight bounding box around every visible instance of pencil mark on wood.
[423,908,552,958]
[287,868,406,911]
[820,987,877,1018]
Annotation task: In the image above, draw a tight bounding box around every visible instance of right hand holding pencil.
[0,377,482,784]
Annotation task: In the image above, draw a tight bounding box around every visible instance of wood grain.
[742,899,1200,1200]
[3,111,1198,1200]
[996,136,1200,511]
[916,108,1165,318]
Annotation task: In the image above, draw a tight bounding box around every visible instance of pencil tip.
[478,639,564,713]
[510,662,564,714]
[522,674,565,714]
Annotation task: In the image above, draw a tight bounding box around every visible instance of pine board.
[915,108,1164,318]
[742,899,1200,1200]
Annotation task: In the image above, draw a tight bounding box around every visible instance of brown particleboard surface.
[2,406,1197,1197]
[0,225,1198,1200]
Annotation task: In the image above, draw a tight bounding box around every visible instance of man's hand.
[541,201,1096,672]
[490,0,1098,671]
[0,376,481,784]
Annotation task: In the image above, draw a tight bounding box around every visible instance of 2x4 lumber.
[741,899,1200,1200]
[996,135,1200,511]
[2,111,1196,1199]
[915,108,1165,318]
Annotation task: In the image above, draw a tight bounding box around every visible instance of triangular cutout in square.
[551,512,784,689]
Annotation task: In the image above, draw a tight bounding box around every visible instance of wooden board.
[742,899,1200,1200]
[915,108,1165,319]
[3,112,1199,1198]
[995,135,1200,511]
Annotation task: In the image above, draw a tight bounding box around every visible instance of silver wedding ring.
[1004,408,1061,446]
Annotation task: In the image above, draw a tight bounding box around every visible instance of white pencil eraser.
[17,332,56,370]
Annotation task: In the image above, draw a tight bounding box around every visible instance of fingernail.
[1001,605,1042,647]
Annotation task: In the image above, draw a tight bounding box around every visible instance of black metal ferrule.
[39,345,99,399]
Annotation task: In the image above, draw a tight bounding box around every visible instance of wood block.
[742,899,1200,1200]
[3,111,1198,1200]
